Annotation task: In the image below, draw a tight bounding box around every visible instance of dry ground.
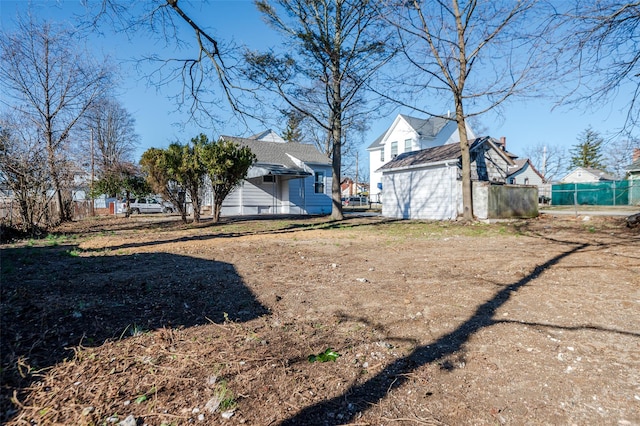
[1,213,639,425]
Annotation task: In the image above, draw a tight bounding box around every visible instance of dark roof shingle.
[221,135,330,168]
[367,114,453,150]
[378,143,462,171]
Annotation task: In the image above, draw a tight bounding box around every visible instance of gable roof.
[562,167,616,182]
[402,114,450,138]
[249,129,286,143]
[378,136,514,172]
[367,131,386,150]
[507,159,546,182]
[626,158,640,173]
[367,114,453,150]
[221,135,330,168]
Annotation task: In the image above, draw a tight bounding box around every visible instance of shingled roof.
[627,158,640,173]
[221,135,331,168]
[376,136,514,172]
[403,115,450,138]
[368,115,451,150]
[507,159,546,182]
[378,143,462,171]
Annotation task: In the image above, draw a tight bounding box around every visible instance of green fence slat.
[551,180,632,206]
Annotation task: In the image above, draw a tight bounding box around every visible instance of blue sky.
[1,0,636,178]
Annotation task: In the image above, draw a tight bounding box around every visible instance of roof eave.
[378,158,459,173]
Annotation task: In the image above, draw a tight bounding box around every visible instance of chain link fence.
[551,180,639,206]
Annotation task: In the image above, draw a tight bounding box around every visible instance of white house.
[368,114,475,202]
[560,167,616,183]
[507,158,549,200]
[627,149,640,205]
[219,130,332,216]
[378,137,516,220]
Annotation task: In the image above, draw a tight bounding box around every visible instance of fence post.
[574,183,578,217]
[613,180,616,206]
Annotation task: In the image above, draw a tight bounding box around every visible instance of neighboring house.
[378,137,518,220]
[340,178,368,198]
[219,130,332,216]
[560,167,616,183]
[626,148,640,205]
[368,114,475,202]
[507,158,550,200]
[626,148,640,179]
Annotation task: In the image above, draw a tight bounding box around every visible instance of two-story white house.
[368,114,475,202]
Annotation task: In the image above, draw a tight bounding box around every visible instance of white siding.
[220,177,285,215]
[509,164,544,186]
[381,165,459,220]
[369,117,419,201]
[369,116,475,203]
[219,168,332,217]
[561,168,601,183]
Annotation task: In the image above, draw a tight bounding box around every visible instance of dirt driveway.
[1,214,639,425]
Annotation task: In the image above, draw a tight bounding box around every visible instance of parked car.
[342,196,369,207]
[127,197,174,214]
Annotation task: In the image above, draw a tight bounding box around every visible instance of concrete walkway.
[540,206,639,217]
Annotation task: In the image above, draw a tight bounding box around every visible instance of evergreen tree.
[198,136,256,223]
[281,110,305,143]
[570,127,606,170]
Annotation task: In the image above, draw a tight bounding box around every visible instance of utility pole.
[90,128,95,216]
[355,151,359,196]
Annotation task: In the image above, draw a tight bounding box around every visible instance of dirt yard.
[1,214,639,425]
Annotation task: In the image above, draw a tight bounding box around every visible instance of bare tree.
[604,136,640,178]
[0,17,111,224]
[382,0,555,220]
[83,97,139,175]
[86,0,252,126]
[0,114,52,233]
[244,0,395,220]
[523,143,568,183]
[562,1,640,129]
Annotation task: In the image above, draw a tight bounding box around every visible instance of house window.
[404,139,412,152]
[380,147,384,162]
[314,171,325,193]
[263,175,275,183]
[391,141,398,158]
[524,177,530,185]
[509,178,515,184]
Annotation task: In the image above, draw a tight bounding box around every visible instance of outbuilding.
[378,137,537,220]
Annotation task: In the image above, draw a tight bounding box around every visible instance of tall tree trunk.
[46,133,66,224]
[331,117,343,220]
[456,102,473,221]
[330,0,344,221]
[453,0,473,221]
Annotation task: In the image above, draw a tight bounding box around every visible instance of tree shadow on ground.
[279,242,590,425]
[83,215,402,253]
[0,243,269,422]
